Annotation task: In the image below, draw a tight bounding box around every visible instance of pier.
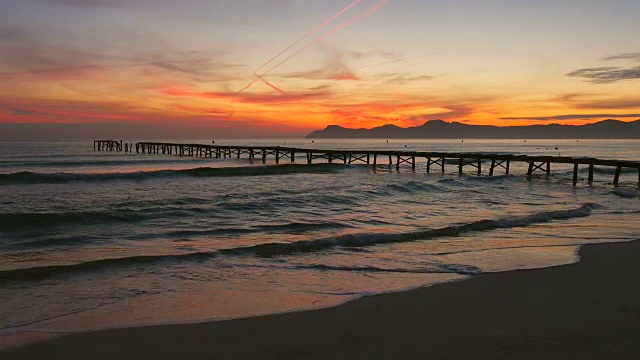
[98,141,640,186]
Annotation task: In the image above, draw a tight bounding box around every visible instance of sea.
[1,139,639,344]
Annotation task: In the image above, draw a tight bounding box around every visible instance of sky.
[1,0,639,137]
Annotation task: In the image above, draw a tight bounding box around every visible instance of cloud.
[408,105,474,124]
[0,28,243,83]
[347,50,397,60]
[275,45,360,81]
[567,66,640,84]
[600,53,640,62]
[499,114,640,121]
[558,93,640,109]
[11,109,44,115]
[568,52,640,84]
[162,87,330,105]
[29,0,159,8]
[380,73,433,85]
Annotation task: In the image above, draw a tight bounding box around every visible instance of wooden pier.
[98,142,640,186]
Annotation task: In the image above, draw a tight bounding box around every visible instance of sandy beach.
[2,240,638,359]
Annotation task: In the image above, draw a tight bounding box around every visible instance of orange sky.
[1,0,639,137]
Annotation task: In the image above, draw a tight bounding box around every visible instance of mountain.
[306,119,640,139]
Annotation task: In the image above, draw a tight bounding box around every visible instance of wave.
[580,167,638,175]
[384,181,443,193]
[612,189,639,199]
[0,203,600,283]
[0,211,147,232]
[291,263,482,276]
[0,157,213,169]
[0,164,346,185]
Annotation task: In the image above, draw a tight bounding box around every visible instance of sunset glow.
[1,0,639,137]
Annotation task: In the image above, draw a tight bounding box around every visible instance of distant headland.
[305,119,640,139]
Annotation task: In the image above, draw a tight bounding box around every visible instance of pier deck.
[97,141,640,186]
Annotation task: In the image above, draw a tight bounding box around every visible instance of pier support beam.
[614,166,622,186]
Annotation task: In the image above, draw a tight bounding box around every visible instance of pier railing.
[95,141,640,186]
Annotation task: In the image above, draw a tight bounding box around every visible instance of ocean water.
[0,139,639,342]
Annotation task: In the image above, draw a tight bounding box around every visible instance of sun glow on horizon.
[1,0,639,136]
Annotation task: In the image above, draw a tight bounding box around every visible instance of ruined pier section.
[96,141,640,186]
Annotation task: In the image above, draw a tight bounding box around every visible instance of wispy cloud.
[568,52,640,84]
[558,93,640,109]
[29,0,161,8]
[379,73,433,85]
[500,114,640,121]
[567,66,640,84]
[162,87,330,105]
[600,53,640,62]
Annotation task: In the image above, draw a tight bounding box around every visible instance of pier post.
[373,154,377,166]
[547,162,551,176]
[505,161,510,175]
[262,150,267,164]
[427,158,431,173]
[588,164,595,183]
[328,153,333,164]
[307,153,312,164]
[291,151,295,163]
[477,159,482,175]
[459,158,464,175]
[367,154,370,165]
[275,150,280,164]
[573,163,579,186]
[613,166,622,186]
[396,156,401,171]
[388,155,392,166]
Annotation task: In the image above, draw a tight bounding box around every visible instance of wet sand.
[3,240,640,359]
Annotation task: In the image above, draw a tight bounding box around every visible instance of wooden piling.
[614,166,622,186]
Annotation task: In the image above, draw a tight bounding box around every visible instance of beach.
[2,239,639,359]
[1,139,639,358]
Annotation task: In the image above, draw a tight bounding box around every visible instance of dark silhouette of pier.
[95,141,640,186]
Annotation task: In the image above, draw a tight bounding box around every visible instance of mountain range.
[305,119,640,139]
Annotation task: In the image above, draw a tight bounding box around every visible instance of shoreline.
[3,239,640,359]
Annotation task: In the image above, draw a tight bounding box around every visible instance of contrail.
[239,0,390,95]
[253,0,363,75]
[231,0,391,115]
[260,0,391,77]
[256,74,286,94]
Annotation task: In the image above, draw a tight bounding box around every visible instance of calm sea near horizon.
[0,139,639,345]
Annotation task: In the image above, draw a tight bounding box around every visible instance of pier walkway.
[95,141,640,186]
